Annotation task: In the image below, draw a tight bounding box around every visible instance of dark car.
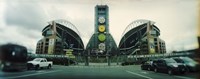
[121,61,134,66]
[172,57,199,72]
[141,60,153,71]
[152,58,187,75]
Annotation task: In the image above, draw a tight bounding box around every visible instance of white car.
[27,58,53,70]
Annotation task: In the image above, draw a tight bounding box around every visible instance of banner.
[148,36,155,54]
[48,39,54,54]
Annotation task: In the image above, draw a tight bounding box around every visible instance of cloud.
[38,1,95,47]
[108,0,198,51]
[0,0,48,53]
[4,1,47,31]
[0,26,40,52]
[0,0,198,53]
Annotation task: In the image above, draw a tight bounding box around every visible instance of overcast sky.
[0,0,199,53]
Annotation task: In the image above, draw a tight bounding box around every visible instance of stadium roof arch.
[42,19,84,53]
[121,19,160,37]
[118,19,160,54]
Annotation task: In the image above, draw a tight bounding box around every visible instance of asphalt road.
[0,65,198,79]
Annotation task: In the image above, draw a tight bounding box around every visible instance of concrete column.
[107,56,111,66]
[85,56,89,66]
[85,50,90,66]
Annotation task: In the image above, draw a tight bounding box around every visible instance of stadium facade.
[36,5,166,60]
[119,19,166,55]
[36,20,84,56]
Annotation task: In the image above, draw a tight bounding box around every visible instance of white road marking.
[174,76,195,79]
[141,71,148,74]
[126,70,153,79]
[35,71,45,73]
[2,70,61,79]
[69,66,122,68]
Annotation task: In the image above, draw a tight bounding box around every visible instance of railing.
[127,52,193,58]
[28,54,69,58]
[29,52,193,60]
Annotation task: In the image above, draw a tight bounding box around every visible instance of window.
[154,38,157,41]
[46,30,53,36]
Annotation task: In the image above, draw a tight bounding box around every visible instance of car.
[152,58,187,75]
[141,60,153,71]
[27,58,53,70]
[172,57,199,72]
[121,61,134,66]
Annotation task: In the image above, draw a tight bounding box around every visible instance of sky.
[0,0,199,53]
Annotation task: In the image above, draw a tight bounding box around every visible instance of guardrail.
[127,52,193,58]
[28,54,69,59]
[29,52,193,59]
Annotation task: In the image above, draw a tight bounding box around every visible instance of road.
[0,65,198,79]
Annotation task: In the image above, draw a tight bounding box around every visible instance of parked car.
[172,57,199,72]
[152,58,187,75]
[27,58,53,70]
[121,61,134,66]
[141,60,153,71]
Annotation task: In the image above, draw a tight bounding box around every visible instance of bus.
[0,44,28,71]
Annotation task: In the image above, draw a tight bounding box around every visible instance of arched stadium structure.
[36,19,84,56]
[118,19,166,55]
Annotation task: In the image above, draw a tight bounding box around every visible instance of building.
[36,20,84,55]
[119,19,166,55]
[86,5,118,56]
[154,37,166,54]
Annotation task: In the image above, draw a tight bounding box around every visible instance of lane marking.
[2,70,61,79]
[174,76,195,79]
[126,70,153,79]
[141,71,148,74]
[69,66,122,68]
